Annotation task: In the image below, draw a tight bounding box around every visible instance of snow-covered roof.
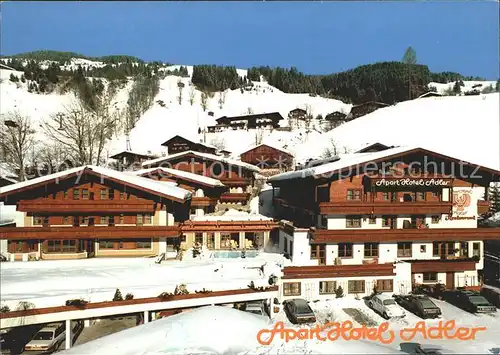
[161,134,219,150]
[192,209,273,222]
[109,150,157,159]
[0,202,16,226]
[269,145,500,183]
[135,167,225,187]
[142,150,261,173]
[238,142,294,157]
[0,165,192,201]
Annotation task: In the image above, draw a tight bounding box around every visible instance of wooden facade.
[240,144,294,171]
[109,151,157,170]
[161,135,217,155]
[213,112,283,130]
[348,101,389,120]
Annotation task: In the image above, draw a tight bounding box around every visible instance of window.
[99,240,115,249]
[73,189,79,200]
[63,191,68,199]
[284,239,288,253]
[108,188,114,200]
[364,243,379,258]
[369,217,377,224]
[423,272,438,283]
[459,242,469,257]
[432,191,439,198]
[289,241,294,256]
[220,233,231,249]
[81,189,89,200]
[310,244,326,265]
[319,281,336,295]
[80,216,88,225]
[47,240,77,253]
[195,233,203,245]
[382,192,390,201]
[420,245,427,253]
[100,216,109,225]
[189,208,197,216]
[346,216,361,228]
[109,216,114,226]
[100,189,108,200]
[136,214,143,226]
[382,215,396,228]
[136,239,151,249]
[472,242,480,258]
[377,279,394,292]
[62,240,76,252]
[397,242,412,257]
[416,192,426,201]
[283,282,301,296]
[348,280,365,294]
[347,189,361,201]
[207,232,215,249]
[120,191,127,200]
[431,215,440,224]
[33,214,43,225]
[338,243,353,258]
[143,213,151,224]
[63,216,70,225]
[119,214,124,224]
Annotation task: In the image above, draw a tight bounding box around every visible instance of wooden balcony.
[219,192,251,203]
[0,226,181,240]
[319,201,453,215]
[181,220,278,232]
[282,263,395,279]
[310,227,500,243]
[478,200,490,215]
[409,258,477,273]
[191,196,219,207]
[219,178,252,186]
[18,200,157,213]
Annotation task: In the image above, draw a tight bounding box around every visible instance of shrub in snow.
[195,288,212,294]
[158,292,174,300]
[65,299,88,308]
[16,301,35,311]
[125,293,134,300]
[0,305,10,313]
[174,284,189,295]
[335,285,344,298]
[371,284,379,296]
[113,289,124,301]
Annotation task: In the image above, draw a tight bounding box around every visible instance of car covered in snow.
[283,298,316,324]
[24,323,65,352]
[400,342,457,354]
[443,290,497,313]
[368,294,406,319]
[394,295,441,319]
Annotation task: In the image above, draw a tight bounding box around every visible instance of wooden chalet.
[288,108,307,120]
[161,135,217,155]
[240,144,294,172]
[269,146,500,290]
[0,166,191,261]
[207,112,284,132]
[348,101,389,120]
[142,151,260,205]
[418,92,443,99]
[325,111,347,122]
[109,151,157,171]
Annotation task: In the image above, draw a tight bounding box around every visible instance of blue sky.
[1,1,498,79]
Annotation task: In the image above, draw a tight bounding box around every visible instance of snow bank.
[59,306,271,355]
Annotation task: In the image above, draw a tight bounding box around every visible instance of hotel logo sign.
[374,178,451,187]
[446,189,474,220]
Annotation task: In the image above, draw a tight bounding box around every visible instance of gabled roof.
[215,112,284,124]
[239,143,294,157]
[0,165,192,202]
[135,167,225,188]
[268,146,500,183]
[160,134,218,151]
[418,91,443,99]
[142,150,261,173]
[354,142,393,153]
[109,150,157,160]
[351,101,389,108]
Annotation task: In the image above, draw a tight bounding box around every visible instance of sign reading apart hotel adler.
[374,178,451,187]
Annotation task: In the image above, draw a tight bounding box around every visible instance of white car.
[24,323,65,352]
[369,294,406,319]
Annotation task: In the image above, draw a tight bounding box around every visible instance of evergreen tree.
[113,288,123,301]
[402,46,417,100]
[9,73,19,82]
[452,81,462,95]
[489,184,500,214]
[335,285,344,298]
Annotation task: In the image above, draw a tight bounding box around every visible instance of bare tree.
[37,142,74,174]
[177,80,185,105]
[254,128,264,145]
[44,93,117,166]
[322,138,340,158]
[200,92,208,112]
[218,91,226,109]
[188,86,196,106]
[209,137,226,150]
[304,104,314,131]
[0,111,36,181]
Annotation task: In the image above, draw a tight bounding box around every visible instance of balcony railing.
[219,192,251,203]
[191,196,219,207]
[319,201,453,215]
[18,200,156,213]
[310,227,500,243]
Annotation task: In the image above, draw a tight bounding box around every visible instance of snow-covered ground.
[3,61,498,169]
[429,81,497,95]
[58,295,500,355]
[0,254,286,310]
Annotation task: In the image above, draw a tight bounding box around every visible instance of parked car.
[24,323,65,352]
[283,298,316,324]
[443,290,497,313]
[400,342,456,354]
[394,295,442,319]
[368,294,406,319]
[244,301,268,317]
[480,286,500,308]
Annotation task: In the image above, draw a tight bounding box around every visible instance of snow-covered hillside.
[1,59,499,169]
